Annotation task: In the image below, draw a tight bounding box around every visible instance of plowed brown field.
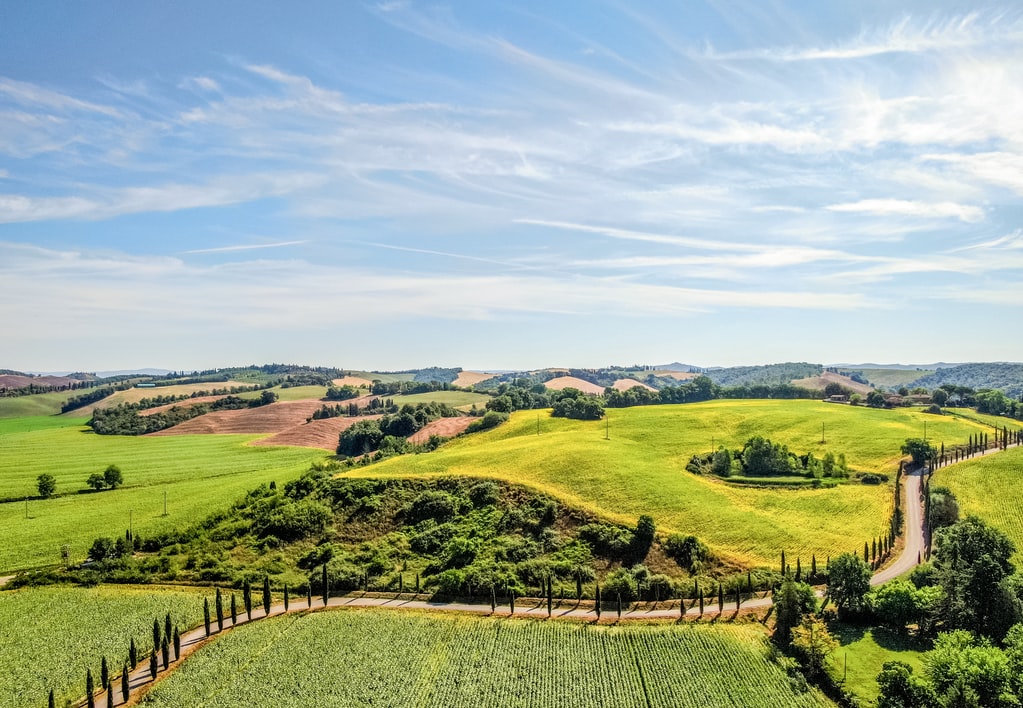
[611,378,656,392]
[408,417,475,444]
[149,400,326,436]
[332,375,374,388]
[252,414,383,450]
[452,371,496,387]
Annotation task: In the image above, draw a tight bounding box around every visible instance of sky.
[1,1,1021,373]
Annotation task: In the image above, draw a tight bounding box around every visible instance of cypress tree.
[129,637,137,669]
[306,583,312,608]
[398,574,403,594]
[616,593,622,619]
[735,585,741,610]
[149,651,157,679]
[101,656,109,690]
[204,598,211,637]
[173,627,180,660]
[717,584,724,613]
[780,550,786,575]
[86,669,95,708]
[106,681,114,708]
[216,587,224,631]
[243,579,252,620]
[863,542,869,563]
[595,584,602,618]
[122,664,129,701]
[871,539,877,562]
[810,556,817,578]
[748,570,754,594]
[322,563,329,606]
[49,688,55,708]
[699,589,704,616]
[164,613,172,649]
[795,557,801,582]
[547,578,553,617]
[263,575,271,616]
[152,619,161,656]
[231,593,237,624]
[161,637,169,670]
[576,574,582,600]
[510,590,515,615]
[284,583,289,611]
[490,585,496,612]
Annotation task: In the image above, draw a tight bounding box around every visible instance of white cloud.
[825,199,984,223]
[183,240,307,254]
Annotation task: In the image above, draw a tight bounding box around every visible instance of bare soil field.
[0,374,82,390]
[452,371,496,387]
[69,381,252,416]
[140,395,226,415]
[650,370,698,380]
[543,376,605,395]
[408,417,475,444]
[149,400,327,436]
[792,371,872,395]
[332,375,374,388]
[612,378,656,392]
[253,414,383,449]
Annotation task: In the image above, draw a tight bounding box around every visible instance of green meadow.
[829,624,928,705]
[395,390,492,408]
[0,391,74,419]
[351,400,996,567]
[0,417,326,571]
[934,445,1023,563]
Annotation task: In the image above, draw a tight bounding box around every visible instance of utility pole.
[163,490,168,516]
[536,414,540,436]
[605,417,609,441]
[821,422,825,444]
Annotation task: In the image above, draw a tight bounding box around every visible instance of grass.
[0,584,211,707]
[934,445,1023,564]
[140,608,834,708]
[347,400,995,567]
[266,384,328,401]
[0,391,76,418]
[395,390,493,408]
[0,417,326,571]
[349,370,416,384]
[828,623,929,706]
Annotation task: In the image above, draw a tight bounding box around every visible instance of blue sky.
[1,1,1021,372]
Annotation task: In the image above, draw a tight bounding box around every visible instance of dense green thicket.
[336,402,460,456]
[686,436,849,480]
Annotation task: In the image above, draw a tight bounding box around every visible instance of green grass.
[349,401,994,567]
[0,417,326,571]
[140,608,834,708]
[395,390,492,408]
[267,384,328,401]
[828,624,928,706]
[0,584,211,706]
[349,370,416,384]
[0,391,75,418]
[934,445,1023,563]
[853,369,934,389]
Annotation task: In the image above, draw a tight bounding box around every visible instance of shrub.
[663,534,710,572]
[407,491,458,523]
[251,498,331,542]
[603,568,638,602]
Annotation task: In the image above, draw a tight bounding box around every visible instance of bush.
[468,481,500,507]
[465,411,507,434]
[407,491,459,523]
[251,498,331,542]
[603,567,638,602]
[663,534,709,572]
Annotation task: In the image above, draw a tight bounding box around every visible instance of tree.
[37,473,56,498]
[630,515,655,563]
[827,552,871,617]
[928,487,959,530]
[869,580,919,631]
[203,598,210,636]
[790,616,837,678]
[149,651,157,679]
[931,389,949,407]
[100,656,109,689]
[901,439,936,467]
[262,575,271,615]
[88,537,117,562]
[86,669,95,708]
[926,630,1013,707]
[243,579,252,620]
[215,587,224,631]
[129,637,137,668]
[121,664,129,702]
[663,534,709,572]
[711,447,732,476]
[773,578,816,645]
[86,473,107,491]
[876,661,934,708]
[103,465,123,489]
[866,390,887,408]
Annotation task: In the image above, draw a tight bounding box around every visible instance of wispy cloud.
[183,240,308,254]
[825,199,984,223]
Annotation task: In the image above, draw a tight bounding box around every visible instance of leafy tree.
[711,447,732,476]
[866,390,887,408]
[790,616,837,678]
[741,436,798,476]
[773,578,816,645]
[663,534,709,572]
[931,389,949,407]
[901,439,936,467]
[88,537,117,562]
[86,473,107,491]
[827,552,872,617]
[630,515,655,563]
[928,487,960,530]
[103,465,123,489]
[876,661,934,708]
[37,473,56,498]
[869,580,921,631]
[926,630,1013,707]
[603,568,638,603]
[933,516,1016,639]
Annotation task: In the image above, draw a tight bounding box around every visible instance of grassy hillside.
[933,446,1023,563]
[140,608,834,708]
[0,417,325,570]
[852,368,934,389]
[0,585,210,706]
[348,401,994,567]
[0,391,75,418]
[395,390,493,408]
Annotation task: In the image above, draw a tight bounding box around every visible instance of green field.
[395,390,492,408]
[267,384,328,401]
[829,625,928,705]
[934,445,1023,563]
[0,417,326,571]
[0,391,75,418]
[139,608,834,708]
[349,370,416,384]
[0,584,210,706]
[350,401,996,567]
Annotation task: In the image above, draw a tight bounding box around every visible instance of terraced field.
[139,608,834,708]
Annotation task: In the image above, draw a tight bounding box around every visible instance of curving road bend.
[871,470,924,586]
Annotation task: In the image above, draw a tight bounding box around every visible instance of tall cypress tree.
[546,578,553,617]
[718,584,724,613]
[284,583,289,611]
[863,542,869,563]
[204,598,211,636]
[322,563,329,606]
[161,637,169,670]
[616,593,622,619]
[263,575,272,616]
[106,681,113,708]
[121,664,129,701]
[509,590,515,615]
[173,627,180,660]
[149,651,157,679]
[164,613,172,649]
[86,669,95,708]
[48,688,55,708]
[795,558,801,582]
[307,583,312,608]
[100,656,109,690]
[595,584,601,619]
[231,593,237,625]
[152,619,161,655]
[216,587,224,631]
[129,637,137,669]
[780,550,786,575]
[243,579,252,620]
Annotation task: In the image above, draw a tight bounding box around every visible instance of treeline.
[336,402,459,457]
[909,362,1023,399]
[309,397,397,421]
[89,391,278,435]
[370,380,469,396]
[324,385,362,401]
[484,383,606,420]
[686,436,850,480]
[61,387,116,413]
